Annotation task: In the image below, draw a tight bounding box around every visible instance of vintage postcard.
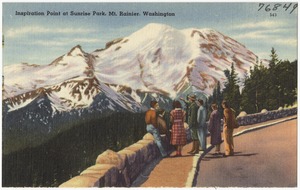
[1,1,298,188]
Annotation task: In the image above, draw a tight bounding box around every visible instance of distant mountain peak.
[129,23,176,40]
[143,23,173,30]
[68,45,86,57]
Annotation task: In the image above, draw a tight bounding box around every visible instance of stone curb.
[185,116,297,187]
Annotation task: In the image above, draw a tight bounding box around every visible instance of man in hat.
[185,94,200,154]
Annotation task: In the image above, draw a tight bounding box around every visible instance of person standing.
[221,100,235,157]
[145,100,168,158]
[208,104,222,154]
[197,99,207,152]
[184,95,200,154]
[170,101,187,156]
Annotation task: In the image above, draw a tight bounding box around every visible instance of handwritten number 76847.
[258,3,298,14]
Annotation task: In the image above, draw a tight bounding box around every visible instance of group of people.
[145,94,236,158]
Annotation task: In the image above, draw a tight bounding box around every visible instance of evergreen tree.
[240,63,268,113]
[209,81,222,105]
[240,70,254,113]
[207,81,223,116]
[240,48,297,113]
[211,48,297,115]
[266,47,281,110]
[275,60,297,107]
[222,63,241,114]
[269,47,280,68]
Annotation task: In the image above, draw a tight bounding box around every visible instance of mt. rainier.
[3,23,259,113]
[92,23,257,98]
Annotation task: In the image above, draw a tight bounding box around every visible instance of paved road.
[196,119,297,187]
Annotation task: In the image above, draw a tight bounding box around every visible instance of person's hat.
[188,94,196,101]
[198,99,204,104]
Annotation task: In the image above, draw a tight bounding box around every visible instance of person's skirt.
[171,120,187,145]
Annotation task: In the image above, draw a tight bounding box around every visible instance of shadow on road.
[168,155,195,159]
[233,152,258,157]
[202,152,258,161]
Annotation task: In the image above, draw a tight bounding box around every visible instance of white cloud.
[233,29,289,39]
[73,38,103,43]
[32,40,68,46]
[233,31,266,40]
[232,28,297,47]
[233,20,287,29]
[255,52,270,60]
[31,38,103,47]
[6,26,96,38]
[273,38,297,47]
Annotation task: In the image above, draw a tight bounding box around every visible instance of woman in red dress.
[170,100,187,156]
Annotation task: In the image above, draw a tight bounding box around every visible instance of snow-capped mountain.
[3,23,259,113]
[92,23,257,97]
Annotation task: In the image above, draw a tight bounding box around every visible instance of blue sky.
[2,2,298,66]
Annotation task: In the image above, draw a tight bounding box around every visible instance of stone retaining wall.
[59,107,297,187]
[236,107,297,126]
[59,134,170,187]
